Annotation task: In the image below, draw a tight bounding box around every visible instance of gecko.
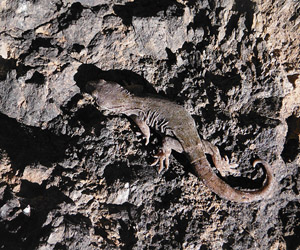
[86,79,274,203]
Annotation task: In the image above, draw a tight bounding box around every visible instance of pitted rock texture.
[0,0,299,249]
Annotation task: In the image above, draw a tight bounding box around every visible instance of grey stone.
[0,0,299,249]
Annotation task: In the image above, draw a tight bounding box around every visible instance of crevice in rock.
[165,48,176,68]
[281,114,300,162]
[30,37,52,50]
[279,201,300,250]
[205,70,241,92]
[0,56,16,81]
[287,74,299,88]
[187,9,214,36]
[113,0,185,26]
[173,211,191,244]
[58,2,84,30]
[70,43,85,53]
[25,71,45,85]
[103,162,132,186]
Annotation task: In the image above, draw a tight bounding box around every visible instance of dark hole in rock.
[25,71,45,85]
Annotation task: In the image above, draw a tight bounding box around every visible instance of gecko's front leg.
[131,115,183,173]
[151,136,183,173]
[130,115,150,145]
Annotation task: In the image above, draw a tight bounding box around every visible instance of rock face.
[0,0,299,249]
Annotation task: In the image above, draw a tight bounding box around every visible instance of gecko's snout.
[85,81,101,107]
[85,80,106,107]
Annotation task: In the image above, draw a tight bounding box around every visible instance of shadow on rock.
[74,64,157,96]
[0,183,79,250]
[0,113,70,173]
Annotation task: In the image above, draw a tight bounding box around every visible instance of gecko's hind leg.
[151,136,183,173]
[131,115,150,145]
[201,140,239,176]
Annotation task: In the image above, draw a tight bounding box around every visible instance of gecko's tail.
[192,158,274,203]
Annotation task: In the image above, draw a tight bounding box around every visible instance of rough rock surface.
[0,0,299,249]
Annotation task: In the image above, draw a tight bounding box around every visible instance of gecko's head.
[86,79,131,110]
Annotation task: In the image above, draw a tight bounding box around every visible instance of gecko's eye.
[85,82,96,94]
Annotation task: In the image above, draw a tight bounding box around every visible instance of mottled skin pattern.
[87,79,274,203]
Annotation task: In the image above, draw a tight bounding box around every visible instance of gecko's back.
[141,96,202,150]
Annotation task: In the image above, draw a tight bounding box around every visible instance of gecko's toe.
[145,136,149,145]
[224,155,229,163]
[150,150,168,173]
[165,157,169,170]
[150,158,159,167]
[150,151,162,166]
[230,163,239,169]
[158,158,165,173]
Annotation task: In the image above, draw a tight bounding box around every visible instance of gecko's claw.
[150,150,170,173]
[145,135,150,146]
[224,155,229,163]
